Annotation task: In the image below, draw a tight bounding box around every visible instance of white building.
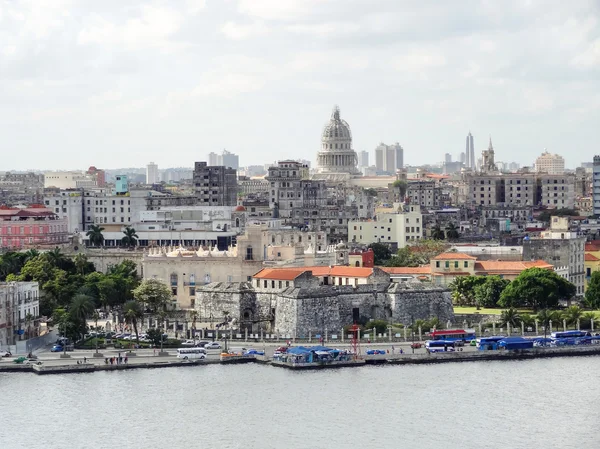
[535,151,565,175]
[0,282,40,347]
[146,162,159,184]
[44,190,84,233]
[348,204,423,248]
[44,171,97,189]
[315,106,360,178]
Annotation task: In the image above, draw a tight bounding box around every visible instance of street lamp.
[411,315,415,354]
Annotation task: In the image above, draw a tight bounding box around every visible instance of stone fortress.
[195,261,454,337]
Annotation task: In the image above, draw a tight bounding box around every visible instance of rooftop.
[253,266,375,280]
[432,252,477,261]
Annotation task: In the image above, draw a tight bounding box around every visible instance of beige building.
[535,151,565,175]
[142,223,346,309]
[348,204,422,248]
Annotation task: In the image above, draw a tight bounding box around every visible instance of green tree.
[121,227,139,248]
[500,308,521,327]
[564,305,583,326]
[445,223,460,240]
[473,276,510,308]
[431,224,445,240]
[368,243,392,265]
[69,294,95,339]
[391,180,407,200]
[133,279,172,313]
[146,328,166,347]
[386,246,419,267]
[450,276,486,307]
[581,312,596,329]
[124,300,144,344]
[73,253,91,276]
[364,188,378,197]
[498,268,576,311]
[86,225,105,247]
[584,271,600,308]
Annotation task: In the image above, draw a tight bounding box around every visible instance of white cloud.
[221,21,269,40]
[572,38,600,68]
[236,0,319,21]
[77,6,186,51]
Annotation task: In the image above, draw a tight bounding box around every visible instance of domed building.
[315,106,361,180]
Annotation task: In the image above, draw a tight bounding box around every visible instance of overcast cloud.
[1,0,599,170]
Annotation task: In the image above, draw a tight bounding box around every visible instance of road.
[0,340,480,368]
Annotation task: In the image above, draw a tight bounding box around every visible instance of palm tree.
[564,305,583,327]
[74,253,89,276]
[47,247,66,269]
[124,300,144,345]
[86,225,105,247]
[121,227,139,249]
[24,249,39,262]
[445,223,460,240]
[581,312,596,330]
[92,310,100,354]
[69,294,95,339]
[431,224,445,240]
[500,308,521,328]
[550,310,565,330]
[520,313,535,331]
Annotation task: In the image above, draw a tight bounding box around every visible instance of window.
[263,280,267,288]
[464,261,468,268]
[271,281,275,288]
[436,261,440,268]
[445,261,450,268]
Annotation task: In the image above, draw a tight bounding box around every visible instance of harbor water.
[1,356,598,449]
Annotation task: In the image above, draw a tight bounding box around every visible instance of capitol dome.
[321,106,352,149]
[315,105,360,176]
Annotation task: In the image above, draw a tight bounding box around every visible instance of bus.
[429,329,476,342]
[177,348,207,360]
[425,340,456,352]
[550,331,591,340]
[476,336,506,349]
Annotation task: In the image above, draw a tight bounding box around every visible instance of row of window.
[435,260,470,269]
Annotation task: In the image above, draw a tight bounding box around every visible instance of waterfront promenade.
[3,340,600,374]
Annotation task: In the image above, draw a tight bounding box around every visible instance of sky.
[1,0,599,171]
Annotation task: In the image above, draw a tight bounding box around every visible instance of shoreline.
[3,345,600,375]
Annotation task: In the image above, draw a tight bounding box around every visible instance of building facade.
[0,282,40,347]
[522,217,585,296]
[146,162,159,184]
[0,206,68,249]
[348,204,423,248]
[535,151,565,175]
[193,162,238,206]
[374,142,403,174]
[593,156,600,216]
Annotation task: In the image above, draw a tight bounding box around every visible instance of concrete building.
[348,204,423,248]
[535,151,565,175]
[407,180,442,209]
[0,206,68,249]
[44,171,98,189]
[523,216,585,296]
[374,142,403,174]
[195,266,454,336]
[0,282,40,347]
[146,162,159,184]
[315,105,360,179]
[221,150,239,170]
[593,156,600,216]
[465,132,475,170]
[208,152,219,166]
[358,151,369,168]
[193,162,238,206]
[481,137,497,173]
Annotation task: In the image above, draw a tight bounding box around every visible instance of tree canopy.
[584,271,600,309]
[133,278,172,313]
[498,268,576,310]
[386,239,448,267]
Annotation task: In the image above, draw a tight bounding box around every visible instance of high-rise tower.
[465,132,475,169]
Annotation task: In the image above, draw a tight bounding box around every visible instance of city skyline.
[1,1,599,171]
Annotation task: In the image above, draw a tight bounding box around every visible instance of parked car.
[197,341,210,348]
[410,342,422,349]
[1,350,12,357]
[51,344,63,352]
[244,349,265,356]
[205,342,221,350]
[181,340,196,347]
[470,340,477,346]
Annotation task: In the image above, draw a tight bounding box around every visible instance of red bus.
[429,329,476,342]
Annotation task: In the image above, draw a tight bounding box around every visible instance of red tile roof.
[253,268,308,281]
[585,254,600,262]
[432,252,477,260]
[381,266,431,275]
[474,260,553,274]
